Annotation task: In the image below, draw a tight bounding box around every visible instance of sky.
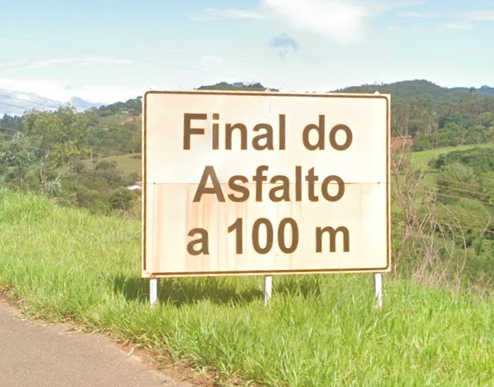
[1,0,494,105]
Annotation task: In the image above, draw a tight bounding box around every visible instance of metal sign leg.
[373,273,383,309]
[264,276,272,306]
[150,279,158,307]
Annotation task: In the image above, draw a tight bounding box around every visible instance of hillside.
[336,79,494,103]
[2,189,494,386]
[2,79,494,216]
[87,79,494,154]
[197,81,278,91]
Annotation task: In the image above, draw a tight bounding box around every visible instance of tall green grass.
[1,189,494,386]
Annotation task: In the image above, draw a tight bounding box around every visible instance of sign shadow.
[112,274,264,307]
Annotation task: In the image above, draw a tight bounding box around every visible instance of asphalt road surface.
[0,300,193,387]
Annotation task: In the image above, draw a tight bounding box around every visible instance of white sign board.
[142,91,390,277]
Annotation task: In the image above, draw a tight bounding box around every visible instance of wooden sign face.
[143,91,390,277]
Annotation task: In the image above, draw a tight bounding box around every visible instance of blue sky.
[1,0,494,103]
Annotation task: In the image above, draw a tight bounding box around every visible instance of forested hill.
[97,80,494,151]
[197,80,494,101]
[197,82,278,91]
[94,79,494,117]
[336,79,494,103]
[3,79,494,151]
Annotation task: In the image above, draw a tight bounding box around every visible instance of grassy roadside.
[1,189,494,386]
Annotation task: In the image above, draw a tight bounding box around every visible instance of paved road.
[0,300,193,387]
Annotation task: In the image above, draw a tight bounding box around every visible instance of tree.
[435,122,461,147]
[109,187,135,210]
[24,107,90,194]
[465,124,489,144]
[0,132,33,189]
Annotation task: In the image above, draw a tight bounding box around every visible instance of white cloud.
[73,85,141,104]
[441,9,494,31]
[201,56,225,66]
[191,8,265,21]
[0,59,28,68]
[162,48,184,54]
[393,1,426,7]
[465,10,494,21]
[398,11,435,18]
[190,1,430,44]
[442,22,472,30]
[0,79,140,104]
[0,56,132,70]
[262,0,367,44]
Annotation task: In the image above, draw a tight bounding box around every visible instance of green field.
[83,153,142,175]
[99,153,142,175]
[1,190,494,386]
[410,143,494,170]
[97,112,140,128]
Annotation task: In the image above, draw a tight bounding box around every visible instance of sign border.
[142,90,391,277]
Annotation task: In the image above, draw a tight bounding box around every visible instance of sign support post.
[150,279,158,307]
[264,276,272,306]
[373,273,383,309]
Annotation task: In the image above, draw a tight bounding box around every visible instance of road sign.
[142,90,390,277]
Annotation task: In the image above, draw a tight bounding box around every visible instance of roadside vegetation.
[2,80,494,386]
[2,190,494,387]
[0,100,142,215]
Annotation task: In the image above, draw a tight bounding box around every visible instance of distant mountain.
[334,80,494,103]
[0,90,60,116]
[0,90,103,116]
[69,97,104,110]
[197,80,494,103]
[2,80,493,117]
[197,82,278,92]
[92,97,142,116]
[451,85,494,98]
